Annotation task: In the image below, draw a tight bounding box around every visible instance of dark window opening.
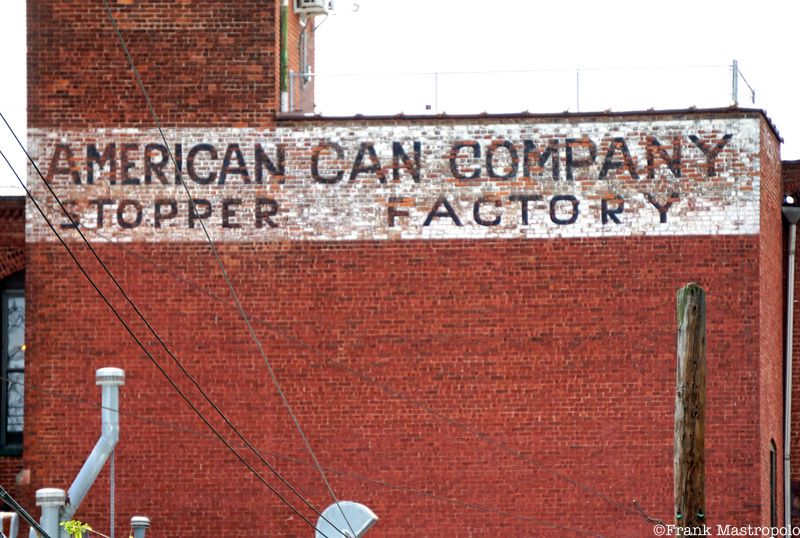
[0,271,24,456]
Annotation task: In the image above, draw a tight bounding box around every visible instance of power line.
[2,134,634,537]
[0,148,336,538]
[2,374,609,538]
[0,111,344,536]
[98,3,356,535]
[22,4,660,525]
[3,114,624,536]
[0,486,55,538]
[71,220,641,521]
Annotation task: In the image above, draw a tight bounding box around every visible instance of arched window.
[1,271,24,455]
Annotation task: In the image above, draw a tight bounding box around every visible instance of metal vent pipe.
[61,368,124,522]
[130,516,150,538]
[784,205,800,535]
[34,488,65,538]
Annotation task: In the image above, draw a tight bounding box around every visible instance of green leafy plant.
[59,520,93,538]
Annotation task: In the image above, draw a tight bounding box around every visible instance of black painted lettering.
[222,198,242,228]
[154,199,178,228]
[90,198,115,229]
[474,198,501,226]
[187,144,218,185]
[116,199,143,229]
[449,141,481,180]
[645,192,679,223]
[565,137,597,181]
[392,141,421,183]
[120,143,140,185]
[47,144,81,184]
[311,142,345,184]
[523,139,560,180]
[423,197,462,226]
[646,136,682,179]
[255,198,279,228]
[549,195,579,225]
[188,199,212,228]
[219,144,250,185]
[59,200,80,229]
[145,144,169,184]
[601,195,624,224]
[689,134,733,177]
[486,140,519,180]
[387,197,412,227]
[255,143,286,184]
[174,143,183,184]
[599,138,639,180]
[86,143,117,184]
[350,142,386,183]
[508,194,543,225]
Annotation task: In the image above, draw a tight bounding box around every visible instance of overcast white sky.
[1,0,799,193]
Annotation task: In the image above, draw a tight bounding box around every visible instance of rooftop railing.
[290,60,755,116]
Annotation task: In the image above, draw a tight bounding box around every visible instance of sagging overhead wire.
[0,486,55,538]
[68,220,640,521]
[0,145,338,538]
[98,2,357,535]
[87,1,645,520]
[3,105,646,533]
[1,373,608,538]
[0,111,345,536]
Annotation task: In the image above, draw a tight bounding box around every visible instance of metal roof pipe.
[783,205,800,536]
[61,368,124,522]
[130,516,150,538]
[35,488,65,538]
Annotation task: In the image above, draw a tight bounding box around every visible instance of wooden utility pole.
[675,283,707,530]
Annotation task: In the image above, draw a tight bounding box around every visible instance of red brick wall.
[15,117,786,536]
[786,160,800,194]
[18,232,770,537]
[23,0,786,536]
[27,0,284,128]
[759,122,784,527]
[0,197,24,280]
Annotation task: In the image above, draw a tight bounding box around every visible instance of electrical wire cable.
[19,181,644,523]
[0,111,346,537]
[69,220,640,520]
[98,2,356,535]
[0,148,337,538]
[32,7,653,511]
[14,5,662,526]
[0,485,55,538]
[0,374,611,537]
[0,137,635,535]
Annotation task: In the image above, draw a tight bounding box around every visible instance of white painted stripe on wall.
[26,117,761,242]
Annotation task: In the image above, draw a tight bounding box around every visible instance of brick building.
[0,1,798,537]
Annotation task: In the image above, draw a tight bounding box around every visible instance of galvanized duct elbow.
[61,368,124,522]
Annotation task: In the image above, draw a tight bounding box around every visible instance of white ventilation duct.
[34,488,65,538]
[130,516,150,538]
[61,367,124,522]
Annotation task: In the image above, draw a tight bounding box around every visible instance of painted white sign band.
[26,118,761,242]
